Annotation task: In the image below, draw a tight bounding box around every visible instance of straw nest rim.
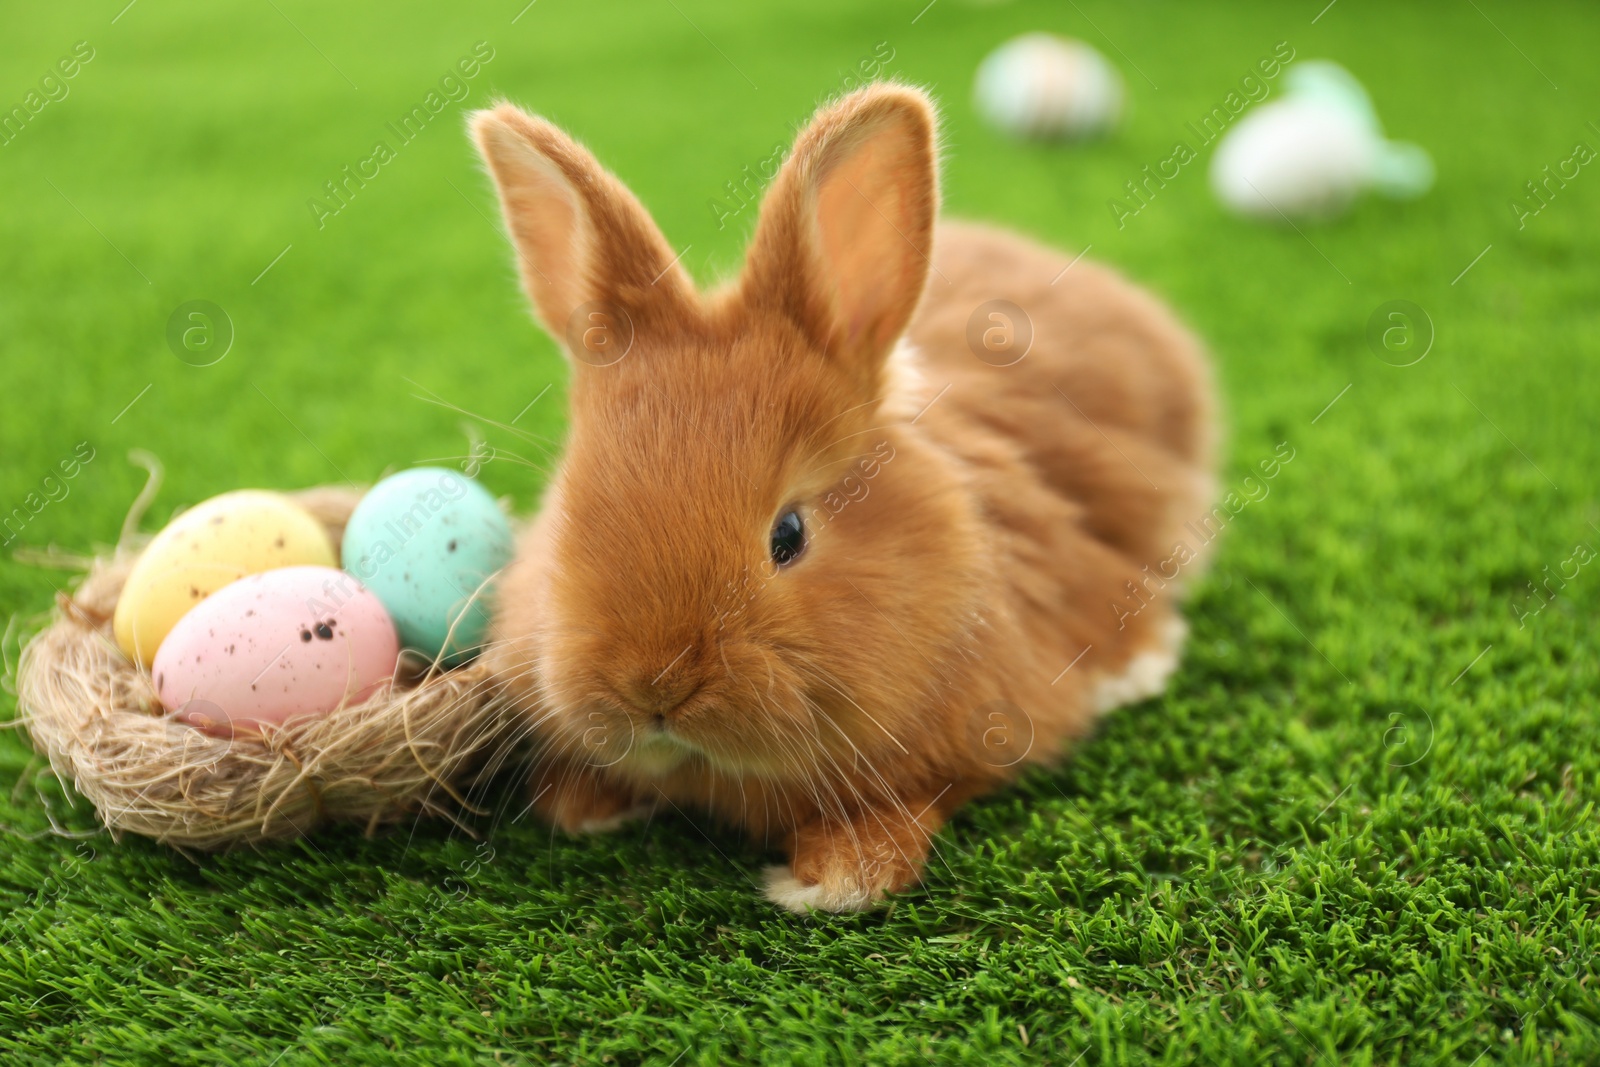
[11,480,514,851]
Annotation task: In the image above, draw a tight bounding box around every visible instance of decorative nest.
[11,482,514,850]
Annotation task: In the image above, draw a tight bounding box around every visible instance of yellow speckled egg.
[113,490,337,667]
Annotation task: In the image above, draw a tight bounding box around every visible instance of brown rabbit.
[473,83,1216,912]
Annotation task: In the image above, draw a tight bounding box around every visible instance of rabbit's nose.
[619,646,703,717]
[620,678,701,718]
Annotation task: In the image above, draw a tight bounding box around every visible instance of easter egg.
[974,34,1123,140]
[152,565,399,733]
[341,468,513,665]
[114,490,337,667]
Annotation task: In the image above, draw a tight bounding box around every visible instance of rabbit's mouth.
[620,730,697,776]
[616,714,799,781]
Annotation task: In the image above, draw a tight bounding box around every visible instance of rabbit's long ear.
[472,103,694,356]
[742,84,939,378]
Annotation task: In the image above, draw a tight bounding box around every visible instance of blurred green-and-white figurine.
[1210,60,1433,219]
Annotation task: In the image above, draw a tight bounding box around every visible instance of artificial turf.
[2,0,1597,1063]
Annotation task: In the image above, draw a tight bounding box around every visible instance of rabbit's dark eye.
[770,509,806,567]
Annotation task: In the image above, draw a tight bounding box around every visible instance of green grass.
[2,0,1597,1063]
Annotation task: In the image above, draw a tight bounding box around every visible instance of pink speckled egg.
[152,565,400,734]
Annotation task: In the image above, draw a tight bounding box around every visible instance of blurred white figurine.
[1210,60,1433,219]
[974,33,1123,139]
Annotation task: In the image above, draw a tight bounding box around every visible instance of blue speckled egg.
[341,468,513,665]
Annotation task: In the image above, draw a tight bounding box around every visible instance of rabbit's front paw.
[570,802,654,834]
[529,765,646,835]
[764,804,943,914]
[762,862,900,913]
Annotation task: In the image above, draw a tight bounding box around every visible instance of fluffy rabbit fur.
[473,84,1215,913]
